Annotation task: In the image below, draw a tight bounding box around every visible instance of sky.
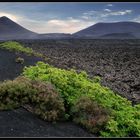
[0,2,140,34]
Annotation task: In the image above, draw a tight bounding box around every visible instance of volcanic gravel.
[0,39,140,137]
[0,48,95,137]
[0,49,43,81]
[0,107,94,137]
[20,39,140,104]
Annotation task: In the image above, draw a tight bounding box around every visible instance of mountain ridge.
[1,16,140,40]
[73,21,140,39]
[0,16,38,40]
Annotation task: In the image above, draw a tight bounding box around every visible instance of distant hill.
[0,16,73,40]
[1,16,140,40]
[38,33,72,39]
[99,33,136,39]
[73,21,140,39]
[0,16,38,40]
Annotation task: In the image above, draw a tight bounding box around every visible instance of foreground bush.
[25,80,65,121]
[23,61,140,137]
[71,96,110,134]
[0,77,33,110]
[0,76,65,121]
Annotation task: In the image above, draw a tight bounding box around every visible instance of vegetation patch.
[0,76,65,121]
[23,61,140,137]
[0,41,34,55]
[0,41,44,58]
[0,76,33,110]
[71,96,110,134]
[25,80,65,122]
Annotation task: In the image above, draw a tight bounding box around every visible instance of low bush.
[0,76,65,121]
[0,76,34,110]
[71,96,110,134]
[25,80,65,121]
[23,61,140,137]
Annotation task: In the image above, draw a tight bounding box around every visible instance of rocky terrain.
[0,49,43,81]
[0,48,95,137]
[20,39,140,104]
[0,39,139,137]
[0,107,94,137]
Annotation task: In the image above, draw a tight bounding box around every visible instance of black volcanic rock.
[0,16,38,40]
[73,21,140,39]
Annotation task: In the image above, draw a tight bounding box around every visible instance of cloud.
[82,9,132,19]
[0,12,19,22]
[80,15,89,20]
[37,9,133,33]
[107,4,113,7]
[133,16,140,22]
[11,15,94,33]
[44,18,94,33]
[81,10,101,21]
[102,10,132,17]
[83,10,97,16]
[0,10,95,34]
[0,8,133,34]
[0,12,41,32]
[104,9,112,12]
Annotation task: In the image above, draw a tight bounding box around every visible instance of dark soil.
[20,39,140,104]
[0,107,94,137]
[0,49,43,81]
[0,48,95,137]
[0,39,139,137]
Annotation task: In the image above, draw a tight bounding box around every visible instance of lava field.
[20,39,140,104]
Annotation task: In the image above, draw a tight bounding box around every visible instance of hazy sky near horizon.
[0,2,140,33]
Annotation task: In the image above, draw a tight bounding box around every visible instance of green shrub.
[23,61,140,137]
[0,41,50,62]
[71,96,110,134]
[0,41,34,55]
[0,41,44,58]
[15,57,24,64]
